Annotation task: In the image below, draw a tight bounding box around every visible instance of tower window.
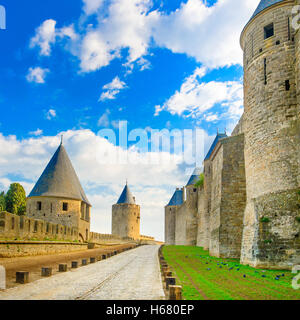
[37,201,42,211]
[50,203,53,213]
[285,80,290,91]
[63,202,68,211]
[264,23,274,39]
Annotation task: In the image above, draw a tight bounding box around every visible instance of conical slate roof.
[117,183,136,204]
[204,133,227,161]
[251,0,285,21]
[186,167,202,186]
[167,189,183,206]
[28,143,91,205]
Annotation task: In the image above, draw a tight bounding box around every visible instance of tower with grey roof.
[112,183,140,240]
[27,141,91,242]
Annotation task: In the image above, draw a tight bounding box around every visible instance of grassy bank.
[162,246,300,300]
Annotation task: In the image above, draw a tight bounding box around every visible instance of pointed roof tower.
[204,133,228,161]
[28,142,91,205]
[167,188,183,206]
[186,167,202,186]
[116,182,136,204]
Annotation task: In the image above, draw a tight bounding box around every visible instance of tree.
[5,183,26,215]
[194,173,204,188]
[0,191,6,211]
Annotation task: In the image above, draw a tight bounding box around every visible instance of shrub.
[296,217,300,223]
[260,217,270,223]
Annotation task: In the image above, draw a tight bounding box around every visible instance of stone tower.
[27,141,91,242]
[165,188,184,245]
[112,183,140,239]
[240,0,300,268]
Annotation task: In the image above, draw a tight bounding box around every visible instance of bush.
[296,217,300,223]
[260,217,270,223]
[5,183,26,215]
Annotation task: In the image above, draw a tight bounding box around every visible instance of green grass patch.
[162,246,300,300]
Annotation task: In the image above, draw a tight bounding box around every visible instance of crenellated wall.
[0,211,78,241]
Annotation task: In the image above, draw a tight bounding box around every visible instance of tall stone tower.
[112,183,140,239]
[240,0,300,268]
[165,188,184,245]
[27,141,91,242]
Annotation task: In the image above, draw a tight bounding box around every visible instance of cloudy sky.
[0,0,260,241]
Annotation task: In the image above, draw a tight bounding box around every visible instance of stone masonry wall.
[112,204,140,240]
[240,1,300,268]
[0,211,78,241]
[165,206,177,245]
[218,134,246,258]
[27,196,91,241]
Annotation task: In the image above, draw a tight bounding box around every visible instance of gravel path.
[0,245,165,300]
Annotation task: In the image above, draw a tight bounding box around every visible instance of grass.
[162,245,300,300]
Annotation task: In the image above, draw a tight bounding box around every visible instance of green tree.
[194,173,204,188]
[5,183,26,215]
[0,191,6,211]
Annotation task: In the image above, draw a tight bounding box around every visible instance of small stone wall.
[0,212,78,242]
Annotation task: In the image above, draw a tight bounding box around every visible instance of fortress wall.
[218,134,246,258]
[175,204,186,245]
[0,211,78,242]
[231,114,245,136]
[165,206,177,245]
[185,186,198,246]
[196,187,208,248]
[202,159,212,250]
[112,204,140,240]
[209,143,223,257]
[241,2,300,268]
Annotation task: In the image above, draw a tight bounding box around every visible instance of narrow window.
[37,201,42,211]
[62,202,68,211]
[288,17,290,41]
[11,217,14,230]
[193,188,197,192]
[46,223,49,233]
[50,203,53,213]
[264,23,274,39]
[34,221,38,232]
[285,80,290,91]
[264,58,267,85]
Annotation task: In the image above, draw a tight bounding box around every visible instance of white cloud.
[152,0,258,68]
[29,129,43,136]
[155,67,243,119]
[26,67,50,84]
[83,0,104,14]
[97,109,110,127]
[29,0,259,72]
[30,19,57,56]
[30,19,78,56]
[46,109,57,120]
[99,77,127,101]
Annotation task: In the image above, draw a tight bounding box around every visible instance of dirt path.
[0,245,165,300]
[0,243,134,289]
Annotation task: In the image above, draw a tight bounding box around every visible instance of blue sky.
[0,0,260,240]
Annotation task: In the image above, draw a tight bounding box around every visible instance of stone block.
[16,271,29,284]
[169,285,182,300]
[41,267,52,277]
[59,264,67,272]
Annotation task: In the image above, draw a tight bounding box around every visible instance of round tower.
[240,0,300,268]
[112,183,140,240]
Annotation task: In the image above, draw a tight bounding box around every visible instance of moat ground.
[162,246,300,300]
